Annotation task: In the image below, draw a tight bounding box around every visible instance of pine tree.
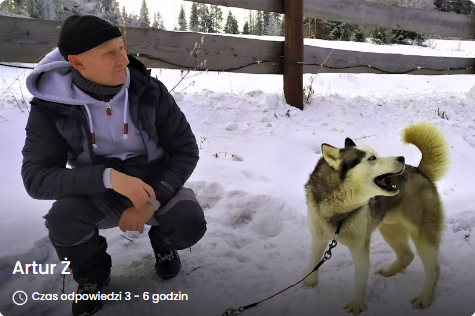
[248,10,258,35]
[248,10,254,35]
[229,13,239,34]
[272,13,282,36]
[156,11,165,29]
[281,15,285,35]
[224,10,239,34]
[120,6,127,26]
[209,5,223,33]
[392,30,425,45]
[189,2,199,31]
[266,13,280,36]
[263,12,270,33]
[371,27,392,44]
[23,0,57,20]
[434,0,475,14]
[128,12,141,27]
[4,0,25,14]
[198,4,212,33]
[325,22,365,42]
[224,11,232,34]
[372,27,425,45]
[242,21,250,35]
[152,12,158,28]
[100,0,119,25]
[139,0,150,28]
[255,10,264,35]
[178,4,187,31]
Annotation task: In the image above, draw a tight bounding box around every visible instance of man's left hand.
[118,202,156,234]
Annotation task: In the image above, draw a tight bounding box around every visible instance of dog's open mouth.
[374,169,404,192]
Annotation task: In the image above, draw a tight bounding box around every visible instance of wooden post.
[283,0,303,110]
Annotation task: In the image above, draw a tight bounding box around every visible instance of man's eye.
[368,156,376,161]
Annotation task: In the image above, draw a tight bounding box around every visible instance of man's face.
[69,37,129,86]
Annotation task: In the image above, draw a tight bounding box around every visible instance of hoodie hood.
[26,48,130,106]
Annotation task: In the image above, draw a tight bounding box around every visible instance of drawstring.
[83,104,97,149]
[83,87,129,149]
[123,88,128,139]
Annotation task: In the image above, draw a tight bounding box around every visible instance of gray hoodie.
[25,48,161,209]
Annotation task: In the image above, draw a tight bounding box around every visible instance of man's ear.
[345,137,356,148]
[321,143,342,170]
[68,55,86,71]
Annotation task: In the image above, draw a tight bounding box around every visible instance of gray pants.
[43,187,207,277]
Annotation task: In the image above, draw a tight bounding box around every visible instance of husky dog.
[303,122,448,315]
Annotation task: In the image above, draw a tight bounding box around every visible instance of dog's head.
[321,138,405,198]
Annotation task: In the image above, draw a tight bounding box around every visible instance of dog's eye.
[368,156,376,161]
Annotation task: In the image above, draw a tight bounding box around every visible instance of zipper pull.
[106,104,112,116]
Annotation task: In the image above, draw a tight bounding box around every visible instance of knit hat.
[57,15,122,61]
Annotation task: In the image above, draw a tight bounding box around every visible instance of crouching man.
[21,15,207,316]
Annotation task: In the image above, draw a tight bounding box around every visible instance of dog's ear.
[345,138,356,148]
[321,143,342,170]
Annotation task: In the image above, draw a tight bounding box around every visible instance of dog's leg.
[303,234,329,287]
[376,223,414,276]
[344,244,369,315]
[409,234,440,309]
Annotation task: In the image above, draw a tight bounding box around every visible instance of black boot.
[148,226,181,279]
[50,232,112,316]
[72,272,111,316]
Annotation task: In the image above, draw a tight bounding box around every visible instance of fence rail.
[0,16,472,76]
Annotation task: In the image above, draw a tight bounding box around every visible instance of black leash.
[61,274,66,294]
[221,220,343,316]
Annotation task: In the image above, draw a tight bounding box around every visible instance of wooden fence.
[189,0,475,38]
[1,0,474,110]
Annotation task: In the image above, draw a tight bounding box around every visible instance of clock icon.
[12,291,28,306]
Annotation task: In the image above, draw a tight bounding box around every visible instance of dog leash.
[221,220,343,316]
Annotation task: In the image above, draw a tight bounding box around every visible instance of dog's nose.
[397,156,405,163]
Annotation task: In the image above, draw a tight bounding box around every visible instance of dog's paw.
[375,266,401,277]
[344,301,367,315]
[303,272,319,288]
[410,295,434,309]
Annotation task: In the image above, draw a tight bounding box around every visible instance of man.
[21,15,207,316]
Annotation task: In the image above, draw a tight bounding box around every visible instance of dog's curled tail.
[401,122,449,182]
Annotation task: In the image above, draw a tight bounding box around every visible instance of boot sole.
[157,262,182,280]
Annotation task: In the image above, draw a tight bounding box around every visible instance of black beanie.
[57,15,123,61]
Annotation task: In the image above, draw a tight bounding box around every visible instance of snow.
[1,38,475,316]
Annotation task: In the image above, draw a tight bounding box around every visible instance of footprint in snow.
[446,210,475,233]
[242,170,270,183]
[185,181,225,209]
[211,190,287,238]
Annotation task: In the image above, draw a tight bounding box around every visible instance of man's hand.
[110,169,155,209]
[118,202,156,234]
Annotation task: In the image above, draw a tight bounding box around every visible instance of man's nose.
[117,50,129,66]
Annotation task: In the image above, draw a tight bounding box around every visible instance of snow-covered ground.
[211,33,475,57]
[0,39,474,316]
